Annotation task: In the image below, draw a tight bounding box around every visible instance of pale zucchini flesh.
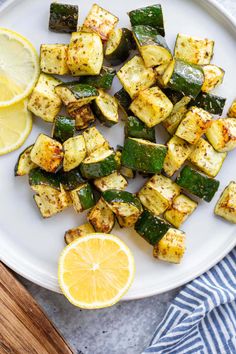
[202,65,225,93]
[63,135,86,172]
[87,197,115,233]
[64,223,95,244]
[205,118,236,152]
[83,127,109,155]
[164,194,197,228]
[94,172,127,192]
[40,44,69,75]
[92,90,119,126]
[162,96,191,135]
[228,99,236,118]
[214,181,236,224]
[15,145,37,176]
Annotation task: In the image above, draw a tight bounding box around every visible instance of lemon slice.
[0,100,32,155]
[0,28,39,107]
[58,233,135,309]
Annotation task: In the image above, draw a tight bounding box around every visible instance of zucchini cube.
[68,104,95,130]
[55,82,99,108]
[92,90,119,127]
[30,134,63,173]
[202,65,225,93]
[70,183,95,213]
[15,145,37,176]
[174,33,214,65]
[94,172,128,192]
[64,223,95,244]
[40,44,69,75]
[130,87,173,127]
[162,96,191,135]
[83,127,109,155]
[188,138,227,177]
[176,106,212,145]
[67,32,103,76]
[153,228,186,264]
[206,118,236,152]
[215,181,236,224]
[164,194,197,228]
[87,197,115,233]
[27,74,62,122]
[228,99,236,118]
[117,56,156,99]
[63,135,86,172]
[49,3,78,33]
[138,174,180,215]
[82,3,118,41]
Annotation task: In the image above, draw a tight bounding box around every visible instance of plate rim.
[0,0,235,300]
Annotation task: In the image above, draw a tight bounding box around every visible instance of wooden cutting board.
[0,262,74,354]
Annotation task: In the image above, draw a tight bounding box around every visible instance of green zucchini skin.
[29,168,61,190]
[105,28,133,66]
[15,145,35,176]
[135,210,170,246]
[132,25,169,50]
[52,116,75,143]
[79,67,116,90]
[114,88,132,119]
[80,154,118,179]
[78,183,95,210]
[121,138,167,174]
[128,5,165,37]
[125,116,156,142]
[191,93,226,115]
[122,28,136,50]
[102,189,142,211]
[92,92,118,127]
[59,82,99,100]
[176,166,220,202]
[58,168,86,191]
[163,89,185,105]
[49,3,78,33]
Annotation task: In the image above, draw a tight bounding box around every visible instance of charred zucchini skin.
[80,153,118,179]
[79,67,116,90]
[78,183,95,210]
[129,5,165,37]
[105,28,133,66]
[49,3,78,33]
[125,116,156,142]
[121,138,167,174]
[176,166,220,202]
[102,190,142,212]
[191,93,226,115]
[52,116,75,143]
[58,168,86,191]
[29,168,60,190]
[135,210,170,246]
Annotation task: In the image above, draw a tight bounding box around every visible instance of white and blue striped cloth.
[143,248,236,354]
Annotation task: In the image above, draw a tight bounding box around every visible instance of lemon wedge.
[58,233,135,309]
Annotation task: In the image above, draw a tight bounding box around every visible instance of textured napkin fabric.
[143,248,236,354]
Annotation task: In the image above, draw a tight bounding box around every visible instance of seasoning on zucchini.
[30,134,64,173]
[164,194,198,228]
[52,115,75,143]
[205,118,236,152]
[128,4,165,37]
[15,145,37,176]
[64,223,95,244]
[155,62,170,87]
[49,2,78,33]
[214,181,236,224]
[191,92,226,116]
[135,210,171,246]
[175,106,212,145]
[188,138,227,178]
[174,33,214,65]
[117,55,156,99]
[125,116,156,142]
[132,25,172,67]
[94,172,127,192]
[153,228,186,264]
[58,168,86,191]
[121,138,167,174]
[70,183,95,213]
[105,28,132,66]
[176,165,220,202]
[83,127,109,155]
[202,64,225,93]
[67,104,95,130]
[138,174,180,216]
[63,135,86,172]
[87,197,115,233]
[114,88,132,120]
[92,90,119,127]
[40,44,69,75]
[79,67,116,90]
[55,82,99,108]
[228,99,236,118]
[130,86,173,127]
[29,167,61,191]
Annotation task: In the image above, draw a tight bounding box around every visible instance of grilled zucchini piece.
[132,25,172,67]
[15,145,36,176]
[153,228,186,264]
[58,168,85,191]
[28,74,61,123]
[105,28,132,66]
[94,172,127,192]
[188,138,227,178]
[64,223,95,244]
[70,183,95,213]
[164,194,197,228]
[55,82,99,108]
[135,210,170,246]
[176,165,220,202]
[202,65,225,93]
[138,174,180,216]
[87,197,115,233]
[29,168,61,190]
[206,118,236,152]
[130,87,173,128]
[114,88,132,120]
[125,116,156,142]
[92,90,119,127]
[174,33,214,65]
[192,92,226,116]
[79,67,116,90]
[155,62,170,87]
[128,4,165,37]
[82,127,109,155]
[163,136,194,177]
[63,135,86,172]
[120,167,136,179]
[176,106,212,145]
[30,134,63,173]
[67,32,103,76]
[52,116,75,143]
[80,148,118,179]
[117,56,156,99]
[228,99,236,118]
[214,181,236,224]
[82,3,118,41]
[40,44,69,75]
[67,104,95,131]
[49,2,78,33]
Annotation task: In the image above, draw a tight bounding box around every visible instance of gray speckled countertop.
[2,0,235,353]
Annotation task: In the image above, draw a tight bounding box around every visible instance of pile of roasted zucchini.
[15,3,236,264]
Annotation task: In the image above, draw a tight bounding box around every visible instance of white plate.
[0,0,235,300]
